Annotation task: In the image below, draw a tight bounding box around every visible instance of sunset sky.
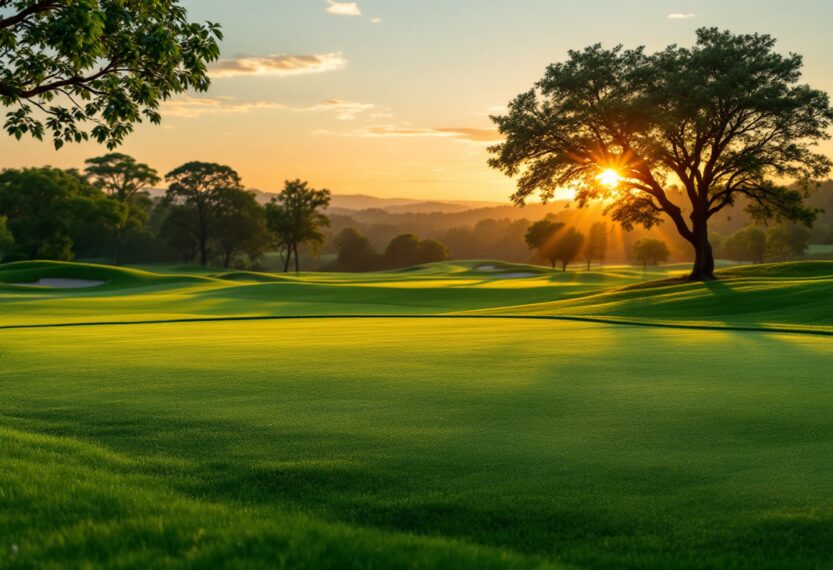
[2,0,832,201]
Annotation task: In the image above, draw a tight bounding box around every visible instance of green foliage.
[525,220,584,271]
[631,238,670,268]
[490,28,833,280]
[0,215,14,259]
[85,153,159,263]
[331,227,380,272]
[765,223,810,260]
[212,187,270,268]
[85,153,160,202]
[164,162,242,266]
[722,226,767,263]
[383,233,451,269]
[0,0,222,149]
[0,167,121,260]
[266,180,331,272]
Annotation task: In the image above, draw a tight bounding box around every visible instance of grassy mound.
[474,261,833,333]
[0,261,213,290]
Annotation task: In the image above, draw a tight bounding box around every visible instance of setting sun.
[598,169,622,188]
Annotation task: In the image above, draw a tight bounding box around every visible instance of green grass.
[1,259,833,568]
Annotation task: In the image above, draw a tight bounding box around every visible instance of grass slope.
[471,261,833,334]
[2,319,832,569]
[2,260,833,567]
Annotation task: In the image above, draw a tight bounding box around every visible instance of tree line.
[0,155,332,271]
[0,154,818,272]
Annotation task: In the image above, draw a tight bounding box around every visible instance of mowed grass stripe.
[2,318,833,568]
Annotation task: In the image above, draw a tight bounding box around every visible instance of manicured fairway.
[2,317,833,569]
[2,260,832,333]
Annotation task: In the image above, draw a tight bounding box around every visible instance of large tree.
[524,219,564,269]
[0,0,222,149]
[265,179,331,273]
[489,28,833,280]
[165,162,241,266]
[84,153,159,264]
[211,187,270,269]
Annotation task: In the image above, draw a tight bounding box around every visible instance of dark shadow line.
[1,314,832,337]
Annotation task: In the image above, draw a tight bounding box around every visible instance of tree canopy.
[85,153,159,263]
[631,238,670,269]
[165,162,242,266]
[489,28,833,280]
[0,0,222,149]
[266,179,331,273]
[0,167,120,260]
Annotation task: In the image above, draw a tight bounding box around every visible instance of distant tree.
[332,227,380,272]
[584,222,608,270]
[632,238,670,269]
[383,234,451,268]
[0,167,120,260]
[383,234,422,268]
[0,215,14,260]
[84,153,159,264]
[0,0,222,149]
[265,180,331,273]
[444,226,476,259]
[165,162,242,266]
[212,188,270,268]
[552,227,585,272]
[765,223,810,261]
[489,28,832,281]
[722,226,766,263]
[417,238,451,264]
[525,219,564,269]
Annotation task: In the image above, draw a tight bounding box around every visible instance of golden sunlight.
[597,169,622,188]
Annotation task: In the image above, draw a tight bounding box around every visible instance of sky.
[2,0,832,201]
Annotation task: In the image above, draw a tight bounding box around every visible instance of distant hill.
[148,188,505,213]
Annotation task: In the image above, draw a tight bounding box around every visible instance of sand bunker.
[13,278,105,289]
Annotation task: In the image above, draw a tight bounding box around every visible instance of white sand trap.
[476,264,499,272]
[13,278,105,289]
[490,272,537,279]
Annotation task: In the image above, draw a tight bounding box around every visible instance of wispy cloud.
[307,99,375,120]
[160,96,374,120]
[434,128,504,142]
[330,124,503,143]
[667,13,696,19]
[326,0,361,16]
[209,53,347,78]
[370,17,382,24]
[160,96,288,118]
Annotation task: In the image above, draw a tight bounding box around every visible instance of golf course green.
[1,260,832,568]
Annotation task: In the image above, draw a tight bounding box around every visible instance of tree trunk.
[293,243,300,273]
[283,244,292,273]
[687,224,716,281]
[586,257,591,271]
[561,261,567,272]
